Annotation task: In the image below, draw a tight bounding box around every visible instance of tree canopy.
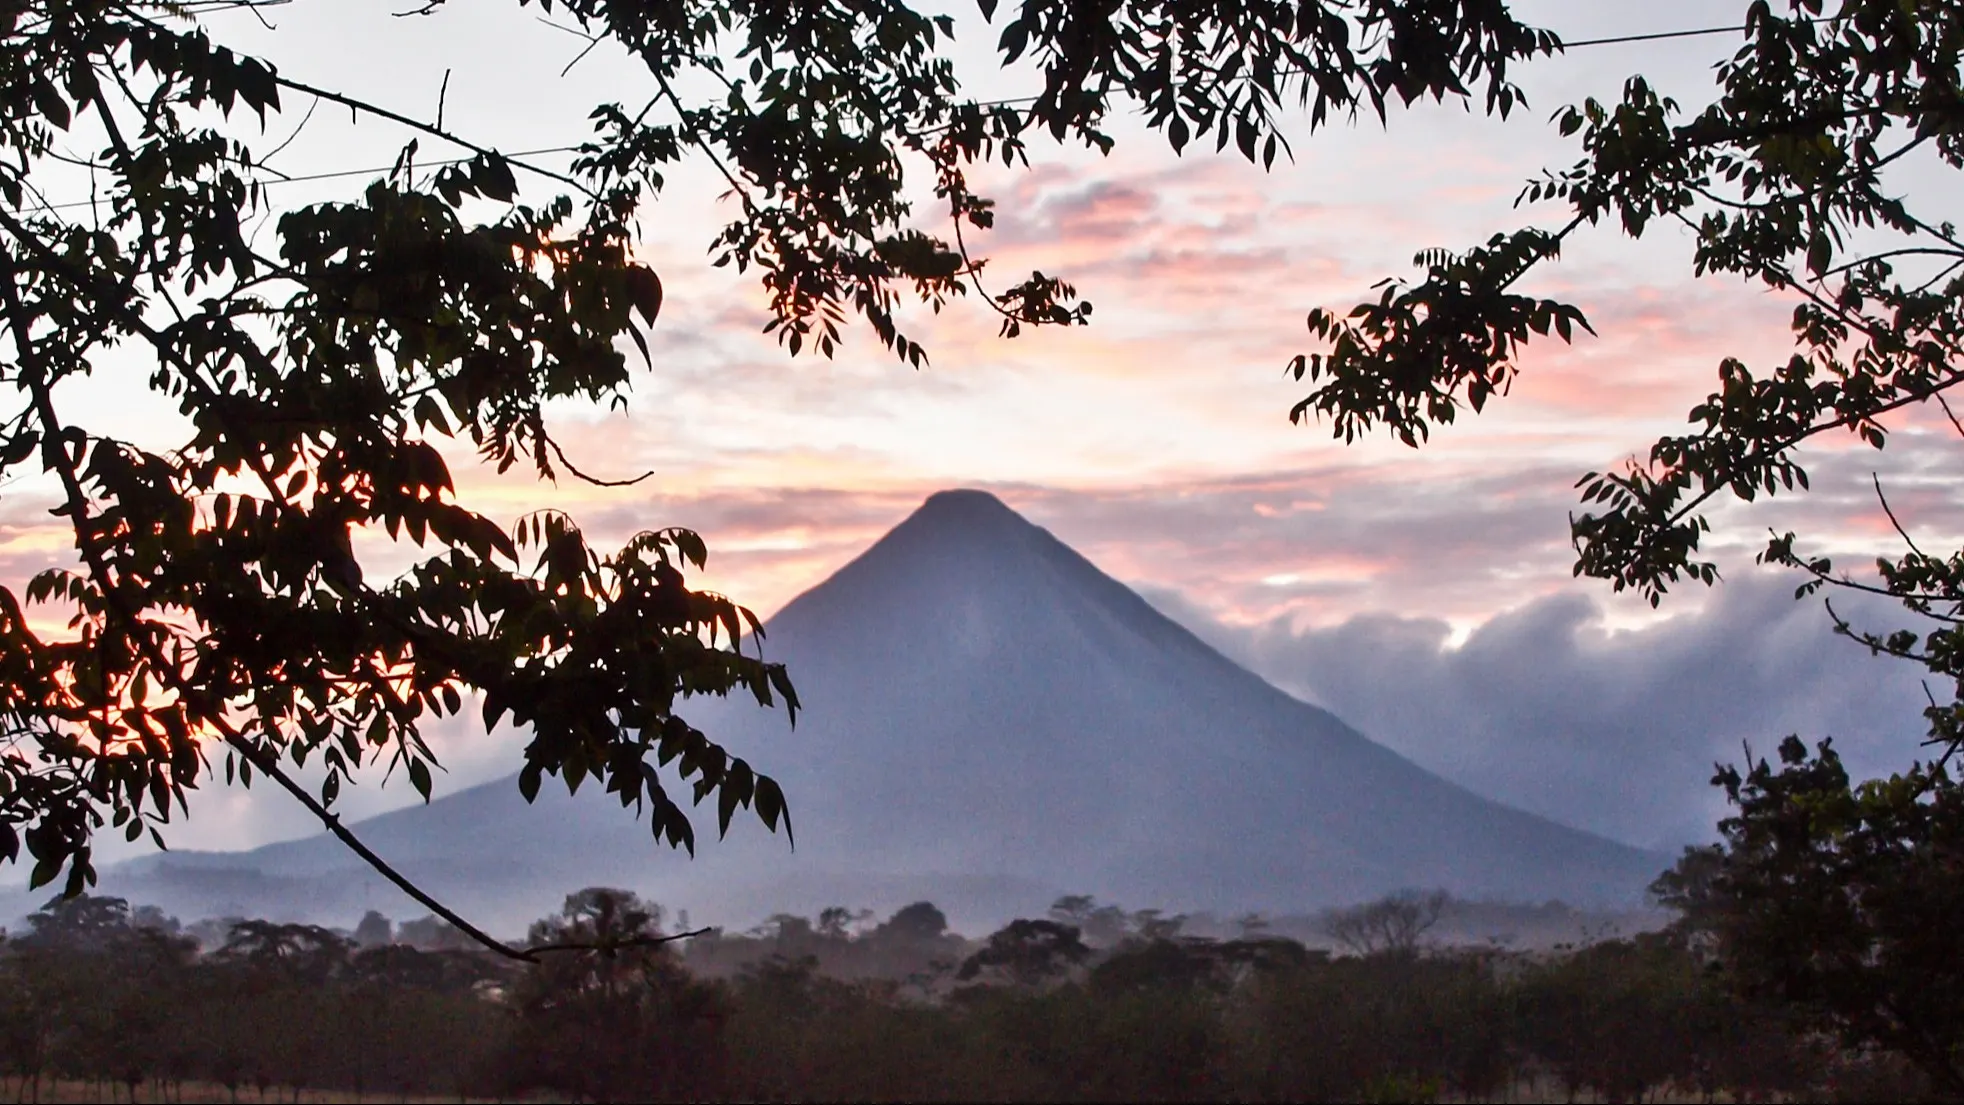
[1657,739,1964,1097]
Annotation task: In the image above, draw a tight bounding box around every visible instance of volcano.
[75,489,1665,934]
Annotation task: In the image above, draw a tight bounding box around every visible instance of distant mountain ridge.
[50,489,1667,934]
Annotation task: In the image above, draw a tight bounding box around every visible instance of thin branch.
[1937,393,1964,441]
[535,16,605,78]
[1615,234,1964,545]
[1779,548,1962,624]
[121,10,592,197]
[10,144,585,215]
[0,236,536,960]
[270,72,592,193]
[525,928,711,955]
[1871,472,1928,558]
[541,430,652,488]
[256,92,319,171]
[650,70,759,222]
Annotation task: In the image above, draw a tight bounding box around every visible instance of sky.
[6,1,1955,863]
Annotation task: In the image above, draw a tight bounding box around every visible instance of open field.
[1,1081,488,1104]
[0,1075,1791,1104]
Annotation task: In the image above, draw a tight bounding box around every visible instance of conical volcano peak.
[765,486,1084,641]
[912,488,1020,526]
[880,488,1045,557]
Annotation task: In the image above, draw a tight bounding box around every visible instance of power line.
[1562,24,1748,49]
[12,145,583,215]
[5,19,1776,218]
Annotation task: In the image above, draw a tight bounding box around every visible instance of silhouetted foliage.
[956,918,1090,987]
[1659,737,1964,1098]
[880,900,951,944]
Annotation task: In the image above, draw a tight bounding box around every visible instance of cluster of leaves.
[1294,1,1964,628]
[0,0,1564,950]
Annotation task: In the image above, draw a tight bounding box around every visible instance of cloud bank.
[1148,573,1933,851]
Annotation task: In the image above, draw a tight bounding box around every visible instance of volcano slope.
[77,490,1665,934]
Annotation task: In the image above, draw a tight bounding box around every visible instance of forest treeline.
[0,888,1931,1103]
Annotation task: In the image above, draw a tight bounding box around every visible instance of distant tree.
[957,919,1090,988]
[184,916,246,954]
[1323,890,1448,958]
[1515,934,1705,1104]
[21,893,131,950]
[816,905,874,940]
[1091,937,1221,997]
[127,905,178,935]
[1048,894,1132,947]
[1128,908,1189,943]
[754,911,819,954]
[1649,844,1725,939]
[396,915,476,953]
[1235,911,1274,938]
[347,943,497,996]
[214,920,353,986]
[351,910,393,949]
[877,901,951,944]
[502,887,726,1101]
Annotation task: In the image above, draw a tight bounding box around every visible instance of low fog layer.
[44,491,1663,935]
[1151,577,1928,850]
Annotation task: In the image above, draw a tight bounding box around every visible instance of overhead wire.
[7,17,1774,217]
[14,145,585,215]
[1561,24,1752,49]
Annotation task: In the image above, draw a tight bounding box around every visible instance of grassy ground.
[0,1074,1755,1103]
[0,1079,500,1104]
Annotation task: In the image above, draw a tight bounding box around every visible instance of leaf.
[625,265,664,326]
[1806,231,1832,276]
[0,431,38,467]
[471,153,518,203]
[32,80,69,129]
[28,854,60,890]
[755,775,791,847]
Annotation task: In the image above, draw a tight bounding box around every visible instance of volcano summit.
[80,490,1664,933]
